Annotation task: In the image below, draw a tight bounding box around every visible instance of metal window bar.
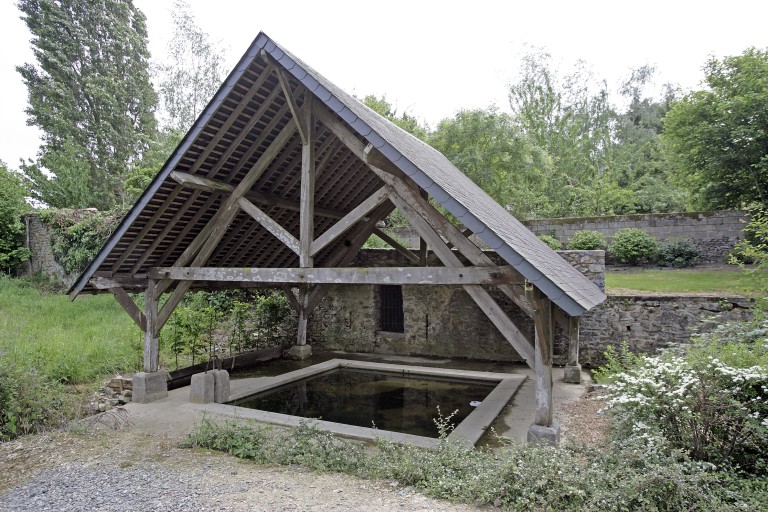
[380,285,404,333]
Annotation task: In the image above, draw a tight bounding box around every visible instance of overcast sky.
[1,0,767,168]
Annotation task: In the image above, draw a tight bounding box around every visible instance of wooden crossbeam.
[310,186,392,257]
[275,65,307,144]
[147,265,523,285]
[92,276,147,291]
[238,197,300,255]
[169,170,347,220]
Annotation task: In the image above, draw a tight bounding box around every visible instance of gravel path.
[0,430,481,512]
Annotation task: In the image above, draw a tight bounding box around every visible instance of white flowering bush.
[604,324,768,473]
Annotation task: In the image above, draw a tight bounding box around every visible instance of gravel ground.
[0,429,481,512]
[0,390,608,511]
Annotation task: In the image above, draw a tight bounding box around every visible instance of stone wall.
[23,214,73,287]
[524,210,748,263]
[310,248,752,366]
[385,210,749,263]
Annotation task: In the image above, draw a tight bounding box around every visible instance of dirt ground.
[0,389,610,511]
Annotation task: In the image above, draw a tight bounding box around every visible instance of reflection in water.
[234,369,496,438]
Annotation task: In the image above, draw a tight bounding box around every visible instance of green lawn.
[605,267,763,295]
[0,277,143,384]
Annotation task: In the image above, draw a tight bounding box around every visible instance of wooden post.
[143,279,159,372]
[563,316,582,384]
[527,287,560,445]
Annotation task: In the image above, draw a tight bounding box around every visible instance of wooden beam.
[299,96,315,268]
[275,66,307,144]
[371,228,419,264]
[156,280,190,332]
[110,287,146,331]
[567,316,580,368]
[366,158,535,318]
[238,197,301,255]
[281,285,301,312]
[310,186,392,256]
[91,276,147,290]
[156,120,299,298]
[143,279,159,372]
[148,265,524,285]
[170,170,348,220]
[530,287,554,427]
[388,192,535,365]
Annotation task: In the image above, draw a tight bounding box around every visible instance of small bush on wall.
[608,228,659,265]
[657,238,700,268]
[568,230,605,250]
[537,233,562,250]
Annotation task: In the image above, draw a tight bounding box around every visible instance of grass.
[605,266,763,295]
[0,276,143,384]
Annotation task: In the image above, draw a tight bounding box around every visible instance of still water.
[233,369,496,438]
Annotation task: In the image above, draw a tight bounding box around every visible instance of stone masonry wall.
[385,210,749,264]
[310,248,752,366]
[524,210,748,263]
[23,214,73,287]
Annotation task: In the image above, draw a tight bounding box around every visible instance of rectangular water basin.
[187,359,525,448]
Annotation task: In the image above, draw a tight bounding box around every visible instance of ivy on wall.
[38,208,122,275]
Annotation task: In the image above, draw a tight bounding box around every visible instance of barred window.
[379,285,404,333]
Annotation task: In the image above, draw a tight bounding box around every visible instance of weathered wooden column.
[288,97,315,360]
[527,287,560,445]
[133,278,168,403]
[563,316,582,384]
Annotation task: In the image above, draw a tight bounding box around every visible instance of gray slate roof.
[70,32,605,316]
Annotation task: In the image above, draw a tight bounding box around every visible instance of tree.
[0,163,31,274]
[17,0,157,210]
[362,95,428,140]
[663,47,768,209]
[428,108,552,218]
[613,66,687,213]
[508,51,630,217]
[155,0,227,132]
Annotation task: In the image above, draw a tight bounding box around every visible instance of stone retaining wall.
[23,214,72,286]
[385,210,749,263]
[311,249,752,366]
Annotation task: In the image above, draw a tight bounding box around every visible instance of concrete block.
[563,365,582,384]
[287,344,313,360]
[213,369,230,403]
[132,371,168,404]
[527,422,561,446]
[190,372,214,403]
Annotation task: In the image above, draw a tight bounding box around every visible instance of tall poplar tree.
[17,0,157,209]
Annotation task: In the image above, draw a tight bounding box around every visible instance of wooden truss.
[99,80,581,434]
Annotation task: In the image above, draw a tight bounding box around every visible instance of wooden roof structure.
[70,33,605,442]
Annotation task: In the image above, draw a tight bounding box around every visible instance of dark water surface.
[233,369,496,438]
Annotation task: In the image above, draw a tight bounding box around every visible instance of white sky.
[1,0,767,168]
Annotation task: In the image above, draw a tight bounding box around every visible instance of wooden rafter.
[109,287,146,331]
[371,228,419,264]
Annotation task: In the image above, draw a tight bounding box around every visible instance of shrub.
[608,228,659,264]
[657,238,700,268]
[568,230,605,250]
[0,164,31,274]
[604,323,768,473]
[537,234,562,250]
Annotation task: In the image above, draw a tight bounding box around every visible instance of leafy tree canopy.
[663,47,768,209]
[155,0,227,133]
[0,162,31,273]
[362,95,428,140]
[17,0,157,210]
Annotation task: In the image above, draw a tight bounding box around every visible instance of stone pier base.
[527,423,561,446]
[132,371,168,404]
[287,344,313,360]
[190,372,214,404]
[563,364,582,384]
[213,369,230,403]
